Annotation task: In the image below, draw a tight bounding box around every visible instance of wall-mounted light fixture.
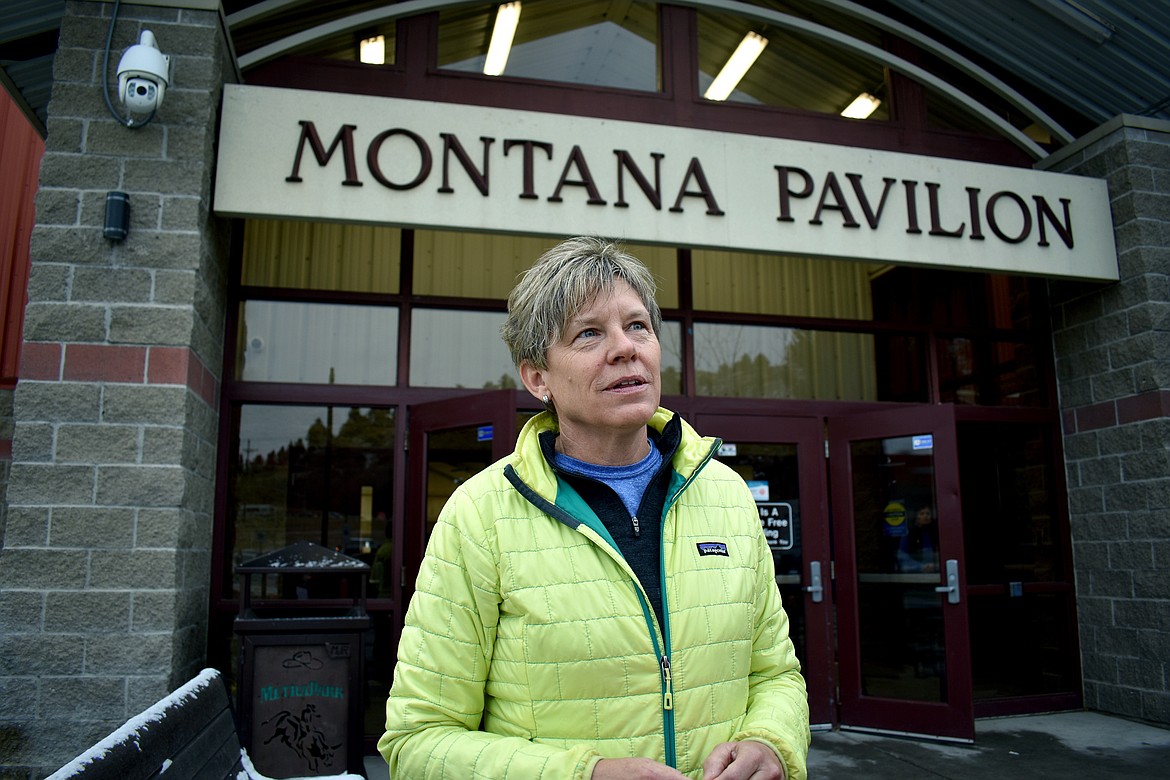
[104,191,130,241]
[359,35,386,64]
[840,92,882,119]
[704,31,768,101]
[484,2,522,76]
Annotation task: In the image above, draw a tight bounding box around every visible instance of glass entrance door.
[829,405,974,741]
[404,391,518,601]
[695,414,834,728]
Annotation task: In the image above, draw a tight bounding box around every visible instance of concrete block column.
[1045,115,1170,727]
[0,2,234,776]
[0,388,11,533]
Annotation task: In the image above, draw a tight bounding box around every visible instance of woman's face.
[522,280,661,454]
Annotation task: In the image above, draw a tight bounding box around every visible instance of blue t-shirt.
[553,441,662,518]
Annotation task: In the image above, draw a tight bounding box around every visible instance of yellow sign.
[883,500,907,533]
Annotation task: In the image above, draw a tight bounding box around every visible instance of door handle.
[804,561,824,603]
[934,558,961,604]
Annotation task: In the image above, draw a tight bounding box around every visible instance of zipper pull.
[660,655,674,710]
[631,515,640,537]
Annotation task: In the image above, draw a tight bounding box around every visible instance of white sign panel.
[214,85,1118,281]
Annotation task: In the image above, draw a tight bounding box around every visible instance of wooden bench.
[46,669,365,780]
[47,669,251,780]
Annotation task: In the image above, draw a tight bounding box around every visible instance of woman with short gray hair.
[381,236,810,780]
[501,236,663,373]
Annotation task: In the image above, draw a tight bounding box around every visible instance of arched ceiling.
[2,0,1167,151]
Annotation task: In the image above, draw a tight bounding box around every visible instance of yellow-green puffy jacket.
[380,408,810,779]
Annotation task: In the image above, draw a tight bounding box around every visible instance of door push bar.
[804,561,824,603]
[934,559,961,604]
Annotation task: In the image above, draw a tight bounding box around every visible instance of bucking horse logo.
[262,703,340,771]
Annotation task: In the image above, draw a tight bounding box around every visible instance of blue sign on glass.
[477,425,493,442]
[912,434,933,451]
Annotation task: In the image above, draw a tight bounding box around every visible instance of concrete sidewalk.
[365,710,1170,778]
[808,711,1170,779]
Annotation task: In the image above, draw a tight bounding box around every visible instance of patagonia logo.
[696,541,729,557]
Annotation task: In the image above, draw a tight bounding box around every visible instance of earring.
[542,394,549,405]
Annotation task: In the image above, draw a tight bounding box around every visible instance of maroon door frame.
[404,390,518,601]
[694,413,834,728]
[403,398,976,739]
[829,404,974,741]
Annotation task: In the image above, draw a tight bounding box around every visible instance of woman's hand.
[701,740,786,780]
[591,758,690,779]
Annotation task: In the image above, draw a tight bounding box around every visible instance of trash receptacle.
[234,541,370,779]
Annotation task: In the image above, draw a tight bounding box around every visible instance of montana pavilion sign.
[214,84,1118,281]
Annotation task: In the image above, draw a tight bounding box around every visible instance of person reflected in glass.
[380,237,810,779]
[896,505,939,573]
[896,504,943,679]
[373,513,394,598]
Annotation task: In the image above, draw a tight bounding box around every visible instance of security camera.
[117,30,170,114]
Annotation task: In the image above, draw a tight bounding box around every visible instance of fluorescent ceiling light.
[359,35,385,64]
[840,92,881,119]
[484,2,522,76]
[704,32,768,101]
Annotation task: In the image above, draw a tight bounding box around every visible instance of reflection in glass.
[694,323,878,400]
[241,220,401,293]
[228,404,395,597]
[959,423,1061,584]
[365,612,399,737]
[413,230,681,307]
[658,320,682,396]
[424,424,495,542]
[242,19,398,65]
[408,310,679,393]
[938,337,1043,406]
[691,249,880,318]
[851,435,945,702]
[410,309,514,388]
[238,301,397,385]
[413,231,556,300]
[715,441,806,665]
[873,334,929,403]
[697,8,887,115]
[439,1,660,91]
[872,267,1039,331]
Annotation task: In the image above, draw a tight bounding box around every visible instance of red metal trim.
[0,90,44,386]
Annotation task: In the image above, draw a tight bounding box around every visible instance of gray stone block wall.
[1,387,12,538]
[0,2,233,777]
[1044,115,1170,728]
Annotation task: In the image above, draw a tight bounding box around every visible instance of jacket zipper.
[660,655,674,710]
[643,601,674,768]
[657,438,719,769]
[504,435,721,772]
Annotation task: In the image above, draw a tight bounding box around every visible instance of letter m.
[286,121,363,186]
